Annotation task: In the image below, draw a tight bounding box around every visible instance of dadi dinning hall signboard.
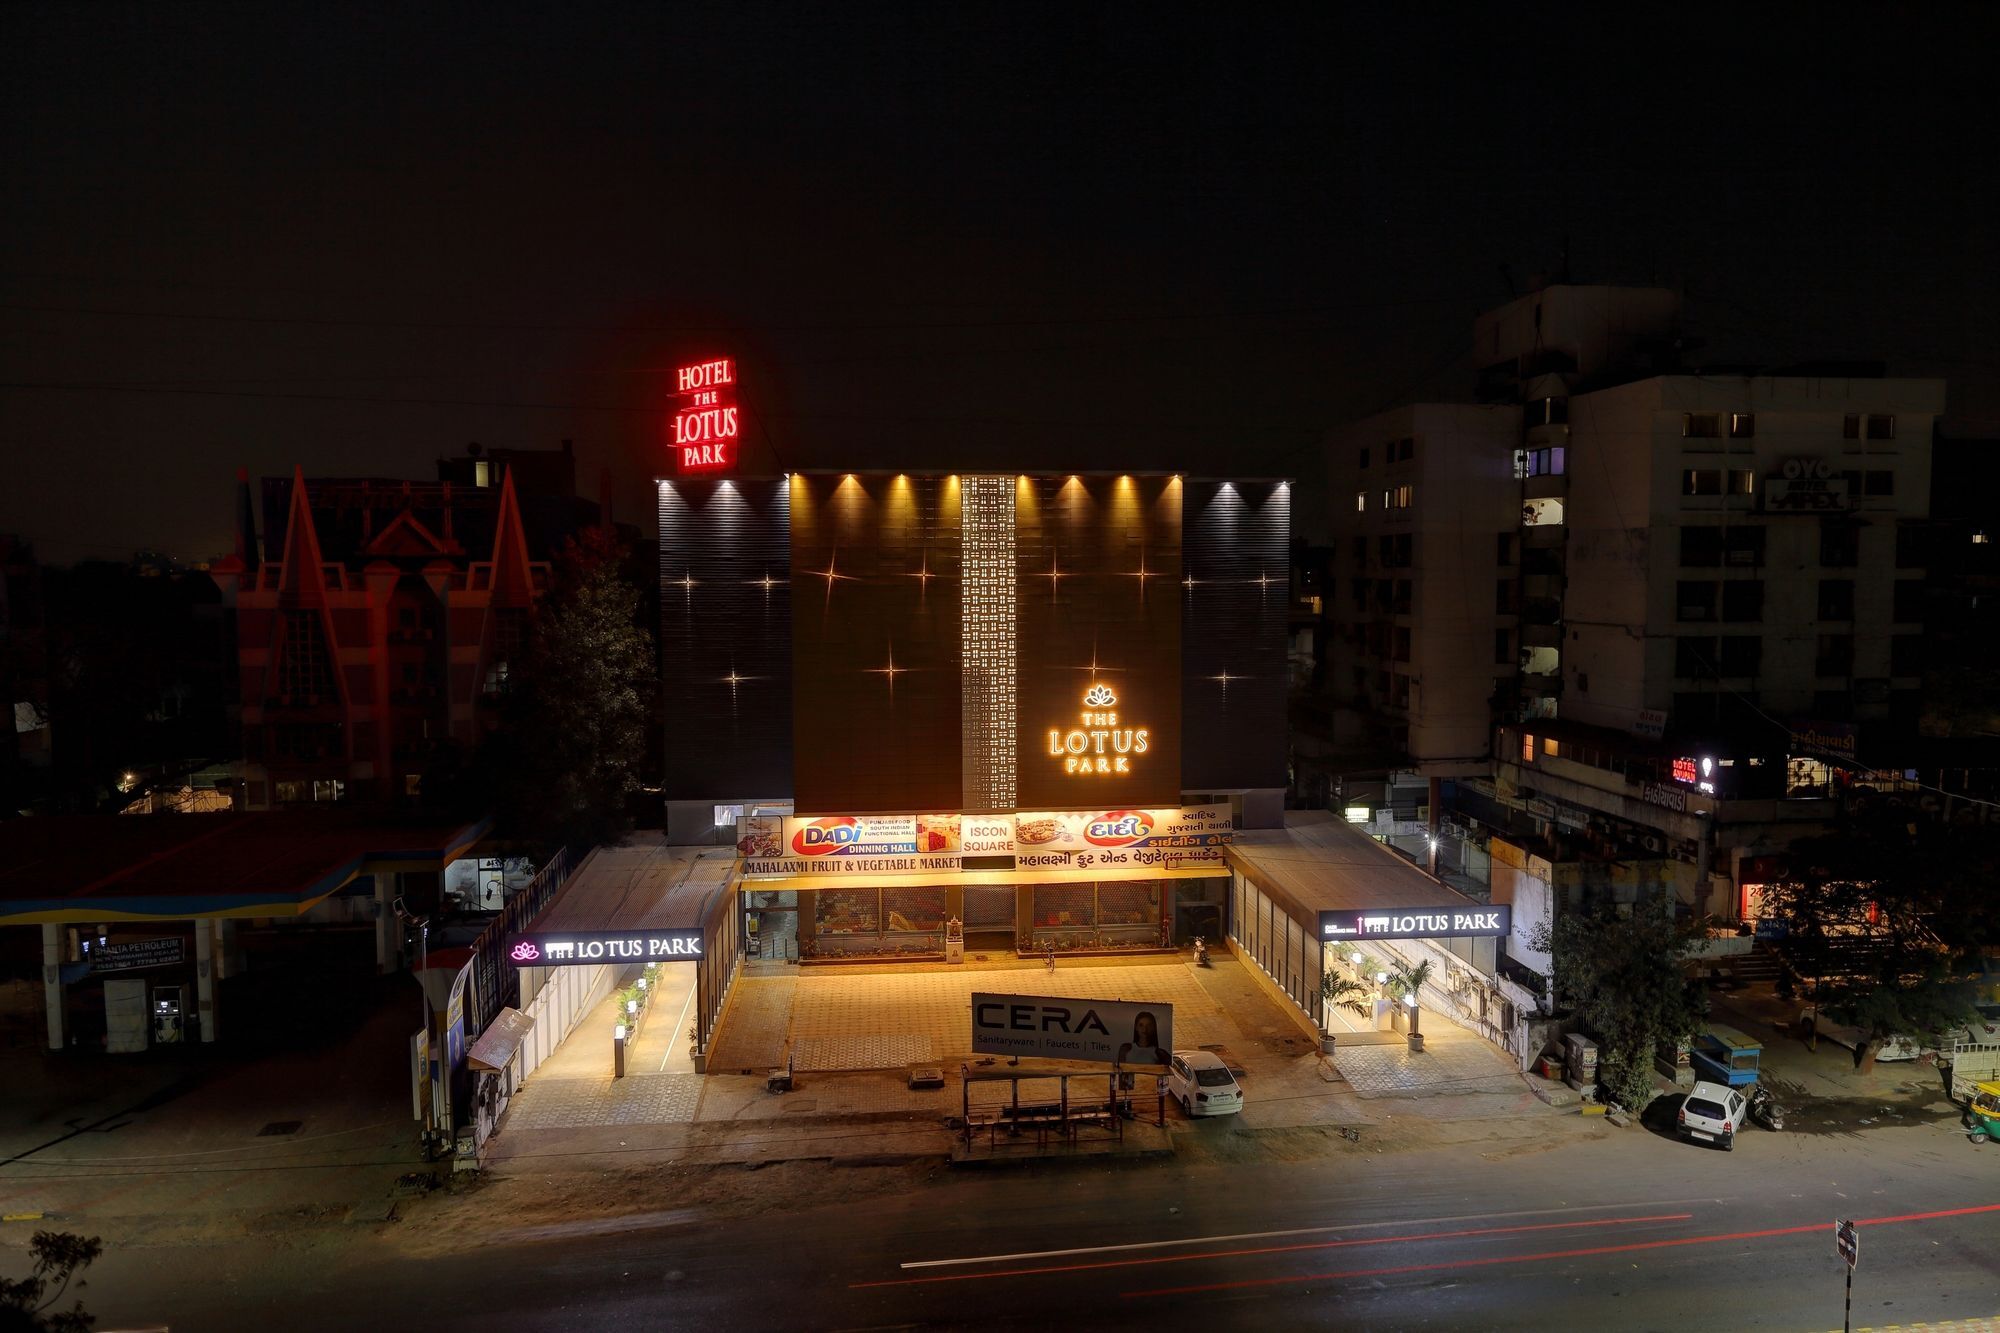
[738,805,1232,878]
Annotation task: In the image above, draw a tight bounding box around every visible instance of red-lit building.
[212,463,598,809]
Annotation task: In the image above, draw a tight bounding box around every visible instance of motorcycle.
[1748,1084,1785,1132]
[1193,936,1211,968]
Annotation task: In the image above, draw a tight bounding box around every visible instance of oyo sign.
[1318,906,1511,941]
[673,357,739,474]
[507,928,705,966]
[1046,683,1151,778]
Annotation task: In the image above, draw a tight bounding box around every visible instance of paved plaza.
[1330,1028,1523,1098]
[501,1071,705,1129]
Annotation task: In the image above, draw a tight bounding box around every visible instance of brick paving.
[501,1071,705,1129]
[704,972,796,1073]
[1331,1029,1521,1098]
[792,1034,935,1070]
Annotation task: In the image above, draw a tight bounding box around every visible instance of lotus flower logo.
[1083,684,1116,707]
[510,940,540,962]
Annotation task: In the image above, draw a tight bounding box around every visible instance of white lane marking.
[898,1198,1726,1270]
[661,970,698,1072]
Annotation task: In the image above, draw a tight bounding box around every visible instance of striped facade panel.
[659,478,793,801]
[1014,476,1182,810]
[1182,480,1290,790]
[790,475,963,814]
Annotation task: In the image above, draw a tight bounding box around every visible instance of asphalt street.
[68,1116,2000,1332]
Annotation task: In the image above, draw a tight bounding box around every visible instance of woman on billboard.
[1117,1010,1171,1066]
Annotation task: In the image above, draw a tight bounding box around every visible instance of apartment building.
[1305,286,1949,988]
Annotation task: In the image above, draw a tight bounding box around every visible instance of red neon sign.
[673,358,739,473]
[1670,757,1698,785]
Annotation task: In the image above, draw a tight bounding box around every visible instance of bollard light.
[627,999,639,1014]
[1403,995,1417,1008]
[1375,971,1388,985]
[638,977,648,990]
[615,1024,627,1041]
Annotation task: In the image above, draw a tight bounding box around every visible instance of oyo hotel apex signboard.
[672,357,739,473]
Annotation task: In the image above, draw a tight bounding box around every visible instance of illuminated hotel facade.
[657,471,1290,957]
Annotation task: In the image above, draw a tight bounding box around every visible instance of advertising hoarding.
[739,805,1231,877]
[506,928,706,966]
[1011,804,1232,871]
[970,992,1174,1065]
[1318,905,1511,941]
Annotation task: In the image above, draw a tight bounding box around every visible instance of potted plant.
[1392,959,1434,1051]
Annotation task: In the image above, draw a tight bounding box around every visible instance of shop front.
[738,805,1233,962]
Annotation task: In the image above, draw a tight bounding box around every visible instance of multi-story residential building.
[1304,285,1949,993]
[211,463,602,809]
[1300,406,1520,826]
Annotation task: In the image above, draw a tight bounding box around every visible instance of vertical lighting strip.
[961,475,1017,811]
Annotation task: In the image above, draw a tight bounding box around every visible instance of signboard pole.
[1834,1218,1857,1333]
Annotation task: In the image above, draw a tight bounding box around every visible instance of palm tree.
[1393,959,1434,1044]
[1319,971,1372,1021]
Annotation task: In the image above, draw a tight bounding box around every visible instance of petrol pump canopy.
[0,810,491,925]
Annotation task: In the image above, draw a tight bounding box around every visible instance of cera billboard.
[971,992,1174,1066]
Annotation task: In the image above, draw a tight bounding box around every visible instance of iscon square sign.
[1318,905,1511,942]
[507,928,705,967]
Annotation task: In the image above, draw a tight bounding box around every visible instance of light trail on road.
[852,1212,1694,1288]
[1120,1201,2000,1299]
[893,1195,1730,1269]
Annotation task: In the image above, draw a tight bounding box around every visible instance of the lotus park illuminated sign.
[507,928,705,967]
[1046,683,1151,778]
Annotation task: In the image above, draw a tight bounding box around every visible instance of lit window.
[1522,733,1536,763]
[1544,738,1560,757]
[1356,491,1367,512]
[1727,469,1755,496]
[1683,413,1721,438]
[1730,413,1756,438]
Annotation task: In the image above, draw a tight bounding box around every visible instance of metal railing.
[466,846,573,1032]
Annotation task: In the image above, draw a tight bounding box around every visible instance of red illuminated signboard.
[673,358,739,473]
[1671,757,1698,785]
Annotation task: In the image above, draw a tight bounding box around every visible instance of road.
[65,1115,2000,1332]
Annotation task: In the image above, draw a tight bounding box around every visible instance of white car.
[1166,1050,1243,1118]
[1677,1080,1747,1150]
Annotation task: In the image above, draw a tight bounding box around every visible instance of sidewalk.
[478,953,1575,1176]
[0,975,427,1246]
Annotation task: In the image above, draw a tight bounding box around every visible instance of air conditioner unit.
[1640,834,1666,854]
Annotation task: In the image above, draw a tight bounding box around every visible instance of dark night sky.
[4,4,1997,562]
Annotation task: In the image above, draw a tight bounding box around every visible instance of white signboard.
[971,992,1174,1066]
[737,805,1231,877]
[1011,805,1233,872]
[740,813,970,877]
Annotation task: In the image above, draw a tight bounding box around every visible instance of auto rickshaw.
[1967,1080,2000,1145]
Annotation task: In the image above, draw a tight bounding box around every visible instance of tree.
[1542,904,1710,1111]
[1318,971,1371,1024]
[496,527,656,848]
[1758,812,1993,1072]
[0,1230,102,1333]
[1390,958,1434,1040]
